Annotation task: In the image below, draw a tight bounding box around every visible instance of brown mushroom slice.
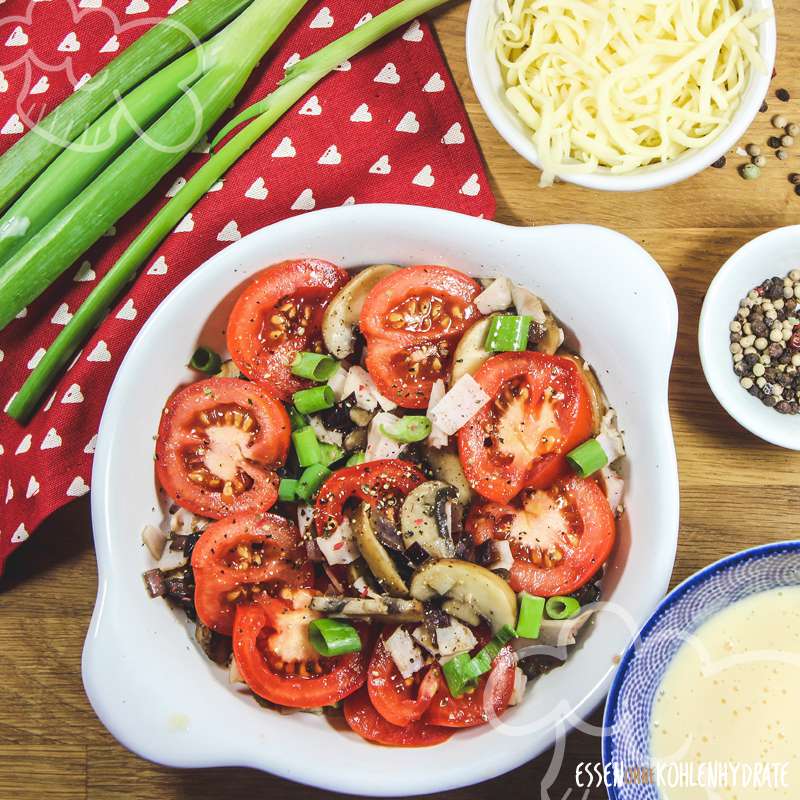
[423,447,473,505]
[409,559,518,633]
[400,481,457,560]
[450,317,492,386]
[558,351,607,434]
[534,309,564,355]
[309,595,424,623]
[353,503,409,597]
[322,264,399,359]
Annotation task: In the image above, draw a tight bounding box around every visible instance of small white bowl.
[466,1,776,192]
[699,225,800,450]
[83,205,680,795]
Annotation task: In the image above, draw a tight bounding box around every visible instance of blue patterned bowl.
[602,541,800,799]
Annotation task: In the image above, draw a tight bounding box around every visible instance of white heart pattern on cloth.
[40,428,63,450]
[355,13,372,28]
[374,62,400,84]
[27,348,46,370]
[217,220,241,242]
[73,74,92,92]
[26,476,40,500]
[396,111,420,134]
[442,122,465,145]
[350,103,372,123]
[11,524,28,544]
[291,188,316,211]
[460,173,482,197]
[318,145,342,166]
[87,340,111,363]
[0,0,496,575]
[369,155,392,175]
[412,164,435,187]
[116,299,137,321]
[245,177,269,200]
[6,479,13,502]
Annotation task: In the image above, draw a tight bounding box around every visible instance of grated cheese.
[475,277,513,315]
[428,374,490,436]
[493,0,769,186]
[316,518,359,565]
[426,379,449,448]
[384,627,425,679]
[365,412,407,461]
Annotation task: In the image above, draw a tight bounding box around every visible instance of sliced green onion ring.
[293,385,335,415]
[566,438,608,478]
[485,315,532,353]
[380,416,432,443]
[289,406,308,431]
[308,618,362,657]
[441,652,475,698]
[545,596,581,620]
[189,346,222,375]
[346,451,366,467]
[468,624,517,678]
[296,463,332,501]
[516,593,546,639]
[278,478,299,503]
[292,426,323,468]
[320,442,345,466]
[291,352,339,382]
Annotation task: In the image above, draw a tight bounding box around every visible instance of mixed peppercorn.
[730,271,800,415]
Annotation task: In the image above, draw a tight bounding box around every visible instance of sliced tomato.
[458,352,593,503]
[359,265,482,408]
[466,475,615,596]
[192,512,313,634]
[227,259,349,401]
[367,633,440,727]
[313,459,426,536]
[155,377,290,518]
[425,644,516,728]
[233,589,368,708]
[344,687,454,747]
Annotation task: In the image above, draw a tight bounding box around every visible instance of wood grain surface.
[3,2,799,798]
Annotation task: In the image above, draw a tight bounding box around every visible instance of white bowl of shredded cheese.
[467,0,776,192]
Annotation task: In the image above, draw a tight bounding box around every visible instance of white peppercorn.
[753,363,766,377]
[741,377,754,389]
[755,337,768,350]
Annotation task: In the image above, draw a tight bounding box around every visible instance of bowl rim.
[698,224,800,451]
[601,537,800,798]
[83,203,680,795]
[465,0,777,192]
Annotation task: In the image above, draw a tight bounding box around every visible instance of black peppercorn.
[777,88,791,102]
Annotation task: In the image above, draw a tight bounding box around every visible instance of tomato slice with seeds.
[155,378,290,518]
[458,352,593,503]
[466,476,615,596]
[233,589,368,708]
[313,459,426,537]
[425,643,516,728]
[227,259,350,401]
[192,512,313,635]
[359,266,482,408]
[367,632,441,727]
[344,687,454,747]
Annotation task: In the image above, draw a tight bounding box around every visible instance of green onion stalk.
[6,0,453,422]
[0,0,308,331]
[0,0,255,214]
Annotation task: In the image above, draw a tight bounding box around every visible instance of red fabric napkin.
[0,0,494,572]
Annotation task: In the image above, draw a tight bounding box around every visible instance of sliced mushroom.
[353,503,409,597]
[523,609,595,647]
[346,558,381,594]
[400,481,457,559]
[534,309,564,355]
[322,264,399,359]
[558,352,606,434]
[423,447,473,505]
[409,559,518,633]
[309,595,424,622]
[450,317,492,386]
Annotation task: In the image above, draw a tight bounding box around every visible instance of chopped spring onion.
[291,352,339,382]
[0,0,253,215]
[320,442,345,466]
[346,452,366,467]
[485,315,532,352]
[467,624,517,678]
[289,406,308,431]
[308,618,362,657]
[293,385,335,415]
[516,593,546,639]
[545,596,581,620]
[296,463,332,501]
[6,0,453,422]
[189,346,222,374]
[566,438,608,478]
[441,652,475,698]
[292,426,323,468]
[380,416,432,443]
[278,478,299,503]
[0,0,308,332]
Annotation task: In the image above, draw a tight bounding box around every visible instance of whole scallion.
[0,0,309,331]
[0,0,254,214]
[6,0,452,422]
